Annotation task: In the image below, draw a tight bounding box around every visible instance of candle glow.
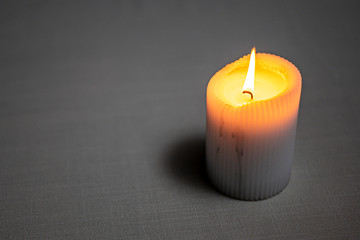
[242,47,256,100]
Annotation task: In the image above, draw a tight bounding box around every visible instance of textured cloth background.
[1,0,359,239]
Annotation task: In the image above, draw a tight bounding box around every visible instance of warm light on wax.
[222,49,288,108]
[206,48,302,200]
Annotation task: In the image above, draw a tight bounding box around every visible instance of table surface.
[1,0,360,239]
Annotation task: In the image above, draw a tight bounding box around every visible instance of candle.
[206,48,301,200]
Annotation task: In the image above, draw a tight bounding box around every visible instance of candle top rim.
[207,52,302,109]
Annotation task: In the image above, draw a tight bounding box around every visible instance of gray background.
[1,0,359,239]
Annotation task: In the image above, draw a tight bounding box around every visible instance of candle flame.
[242,47,256,99]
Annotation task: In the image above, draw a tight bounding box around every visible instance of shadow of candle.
[164,134,214,191]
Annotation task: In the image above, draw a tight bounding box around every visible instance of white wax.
[206,53,301,200]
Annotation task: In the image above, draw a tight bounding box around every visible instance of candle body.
[206,53,301,200]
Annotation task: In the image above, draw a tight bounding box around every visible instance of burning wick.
[242,47,256,100]
[242,90,253,99]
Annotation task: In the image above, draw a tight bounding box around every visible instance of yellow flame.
[242,47,256,95]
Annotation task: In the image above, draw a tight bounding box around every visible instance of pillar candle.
[206,48,301,200]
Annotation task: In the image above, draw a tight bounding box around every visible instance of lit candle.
[206,48,301,200]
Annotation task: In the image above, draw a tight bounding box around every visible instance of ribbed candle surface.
[206,53,301,200]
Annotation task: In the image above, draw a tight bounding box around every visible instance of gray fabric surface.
[1,0,359,239]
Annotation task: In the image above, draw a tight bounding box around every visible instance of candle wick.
[242,90,253,100]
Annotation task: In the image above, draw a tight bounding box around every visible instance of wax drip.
[219,107,226,138]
